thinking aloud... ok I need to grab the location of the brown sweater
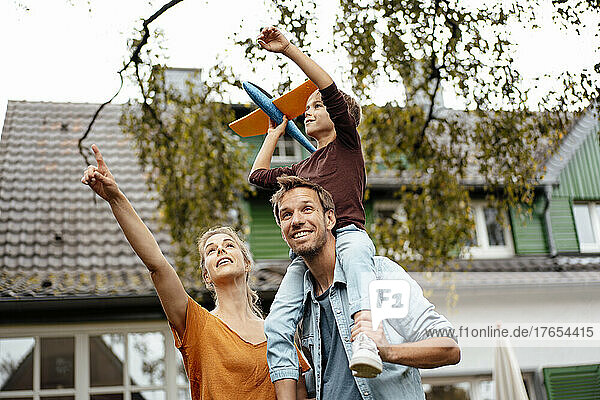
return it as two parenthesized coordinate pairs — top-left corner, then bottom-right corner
(249, 83), (366, 231)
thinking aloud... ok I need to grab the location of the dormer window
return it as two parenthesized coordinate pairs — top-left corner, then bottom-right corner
(464, 203), (514, 259)
(572, 202), (600, 253)
(272, 133), (303, 164)
(373, 200), (514, 260)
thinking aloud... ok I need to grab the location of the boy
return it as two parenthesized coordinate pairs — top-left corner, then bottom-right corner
(249, 26), (381, 391)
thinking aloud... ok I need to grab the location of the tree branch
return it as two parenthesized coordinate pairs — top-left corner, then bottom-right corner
(78, 0), (183, 165)
(414, 0), (459, 152)
(414, 0), (444, 151)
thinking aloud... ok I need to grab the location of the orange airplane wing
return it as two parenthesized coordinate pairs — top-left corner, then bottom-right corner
(228, 108), (270, 137)
(228, 80), (317, 137)
(272, 80), (318, 119)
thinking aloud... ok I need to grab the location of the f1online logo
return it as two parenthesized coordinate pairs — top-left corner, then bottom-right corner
(369, 280), (411, 330)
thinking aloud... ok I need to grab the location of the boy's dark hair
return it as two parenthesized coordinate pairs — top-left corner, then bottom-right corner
(270, 175), (335, 226)
(340, 90), (361, 128)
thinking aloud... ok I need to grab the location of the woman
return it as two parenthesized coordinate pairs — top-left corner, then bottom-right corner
(81, 144), (309, 400)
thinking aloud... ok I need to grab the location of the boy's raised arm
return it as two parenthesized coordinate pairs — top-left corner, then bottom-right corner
(250, 116), (288, 174)
(258, 27), (333, 90)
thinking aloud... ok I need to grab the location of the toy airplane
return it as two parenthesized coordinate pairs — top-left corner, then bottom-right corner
(229, 80), (318, 153)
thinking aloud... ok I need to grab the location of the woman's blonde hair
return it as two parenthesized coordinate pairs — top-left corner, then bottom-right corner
(197, 226), (262, 318)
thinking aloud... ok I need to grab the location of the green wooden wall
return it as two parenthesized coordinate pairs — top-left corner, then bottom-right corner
(244, 116), (600, 257)
(363, 197), (374, 229)
(509, 197), (549, 255)
(544, 364), (600, 399)
(248, 197), (289, 259)
(554, 133), (600, 199)
(242, 135), (264, 165)
(547, 130), (600, 252)
(549, 197), (580, 252)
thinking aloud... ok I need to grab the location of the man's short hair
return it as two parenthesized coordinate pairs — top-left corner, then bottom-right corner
(340, 90), (361, 128)
(270, 176), (335, 225)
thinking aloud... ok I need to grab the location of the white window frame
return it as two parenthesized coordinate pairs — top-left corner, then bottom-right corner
(421, 373), (537, 400)
(373, 200), (514, 260)
(372, 201), (423, 261)
(572, 202), (600, 253)
(272, 134), (303, 164)
(463, 202), (514, 259)
(0, 321), (188, 400)
(373, 200), (406, 222)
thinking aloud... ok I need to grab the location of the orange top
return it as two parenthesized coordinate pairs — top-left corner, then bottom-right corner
(171, 297), (309, 400)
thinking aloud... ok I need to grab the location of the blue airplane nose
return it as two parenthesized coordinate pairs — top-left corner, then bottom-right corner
(241, 81), (316, 153)
(243, 82), (273, 99)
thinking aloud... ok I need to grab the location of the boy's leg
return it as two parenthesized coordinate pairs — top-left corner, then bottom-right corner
(335, 225), (376, 316)
(335, 224), (382, 378)
(264, 255), (308, 382)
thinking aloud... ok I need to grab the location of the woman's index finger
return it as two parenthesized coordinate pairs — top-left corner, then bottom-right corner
(91, 144), (107, 167)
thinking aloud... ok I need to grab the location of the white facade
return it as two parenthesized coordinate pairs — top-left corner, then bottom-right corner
(420, 277), (600, 398)
(0, 321), (189, 400)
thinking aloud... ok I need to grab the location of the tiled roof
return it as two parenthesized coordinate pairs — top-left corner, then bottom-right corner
(367, 108), (558, 187)
(251, 260), (291, 293)
(0, 101), (294, 300)
(2, 101), (599, 301)
(413, 270), (600, 289)
(455, 255), (598, 272)
(542, 103), (599, 184)
(256, 255), (600, 290)
(417, 255), (600, 288)
(0, 100), (177, 299)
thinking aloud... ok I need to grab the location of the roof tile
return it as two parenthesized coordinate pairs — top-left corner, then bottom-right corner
(0, 101), (178, 299)
(2, 101), (598, 299)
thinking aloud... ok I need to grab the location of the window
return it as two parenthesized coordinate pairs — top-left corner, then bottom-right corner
(0, 324), (189, 400)
(272, 133), (303, 164)
(463, 203), (514, 259)
(572, 202), (600, 252)
(373, 200), (514, 260)
(373, 201), (406, 224)
(422, 373), (537, 400)
(372, 201), (421, 261)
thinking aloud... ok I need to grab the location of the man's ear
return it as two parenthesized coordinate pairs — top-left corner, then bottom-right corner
(325, 209), (336, 230)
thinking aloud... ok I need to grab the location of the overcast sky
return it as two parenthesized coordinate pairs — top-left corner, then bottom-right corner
(1, 0), (598, 133)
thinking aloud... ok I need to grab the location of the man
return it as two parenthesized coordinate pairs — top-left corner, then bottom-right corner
(269, 175), (460, 400)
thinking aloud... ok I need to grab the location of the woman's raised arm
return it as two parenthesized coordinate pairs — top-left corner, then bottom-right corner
(82, 144), (188, 336)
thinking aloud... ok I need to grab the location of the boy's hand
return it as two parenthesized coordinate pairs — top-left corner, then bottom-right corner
(266, 116), (288, 139)
(257, 26), (291, 54)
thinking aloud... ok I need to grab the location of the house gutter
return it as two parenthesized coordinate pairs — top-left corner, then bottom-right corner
(0, 295), (165, 325)
(543, 184), (558, 257)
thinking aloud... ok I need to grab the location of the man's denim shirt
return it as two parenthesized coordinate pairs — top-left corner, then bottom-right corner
(275, 255), (456, 400)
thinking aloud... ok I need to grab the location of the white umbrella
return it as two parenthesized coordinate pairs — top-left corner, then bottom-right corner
(493, 334), (529, 400)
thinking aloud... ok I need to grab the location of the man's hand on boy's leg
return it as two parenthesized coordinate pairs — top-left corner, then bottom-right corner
(257, 26), (291, 54)
(349, 310), (384, 378)
(352, 311), (391, 361)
